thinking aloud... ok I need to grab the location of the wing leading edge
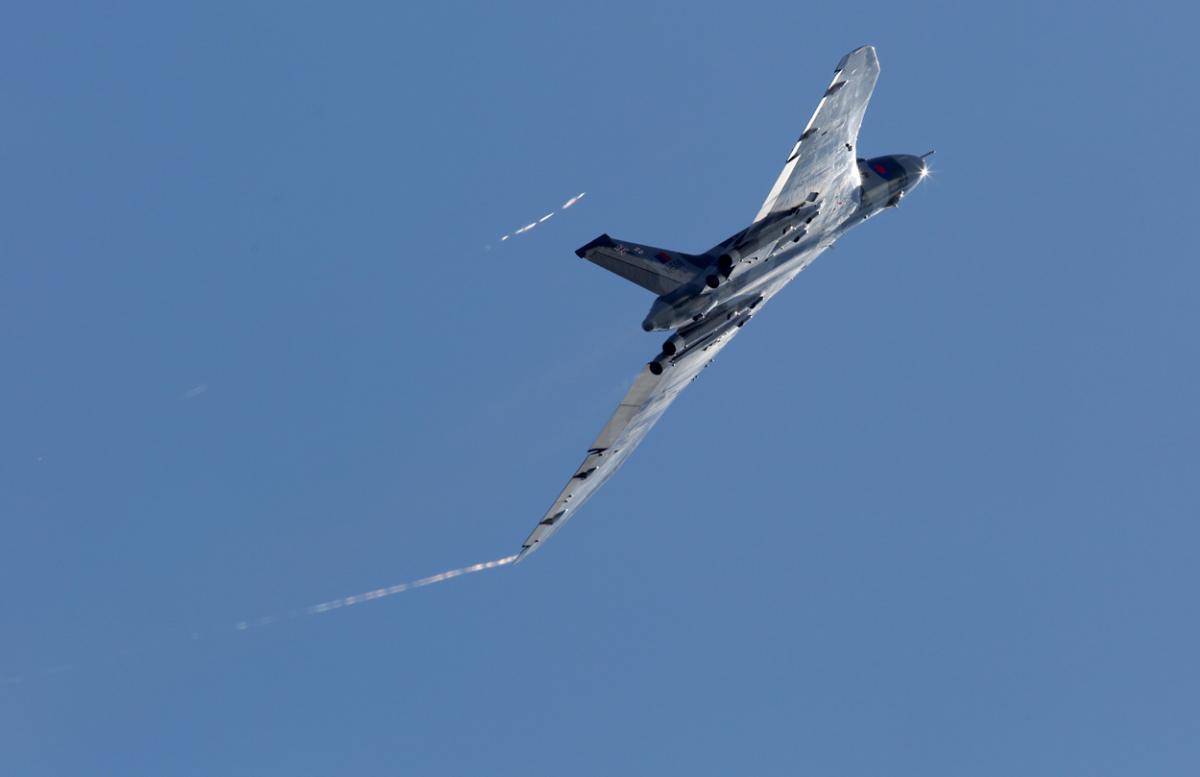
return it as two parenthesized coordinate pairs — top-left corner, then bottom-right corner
(754, 45), (880, 223)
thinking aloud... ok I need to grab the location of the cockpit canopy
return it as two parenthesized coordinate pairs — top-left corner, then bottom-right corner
(857, 154), (928, 208)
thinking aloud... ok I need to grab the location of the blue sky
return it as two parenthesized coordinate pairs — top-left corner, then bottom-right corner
(2, 2), (1197, 774)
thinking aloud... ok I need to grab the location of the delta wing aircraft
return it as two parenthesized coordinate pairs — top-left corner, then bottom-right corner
(516, 45), (930, 561)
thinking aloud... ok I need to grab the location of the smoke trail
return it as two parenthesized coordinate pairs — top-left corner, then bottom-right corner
(233, 554), (518, 631)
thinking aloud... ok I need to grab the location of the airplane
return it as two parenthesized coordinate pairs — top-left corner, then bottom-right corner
(515, 45), (930, 562)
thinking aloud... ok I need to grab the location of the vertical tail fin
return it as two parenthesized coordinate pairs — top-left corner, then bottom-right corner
(575, 234), (708, 295)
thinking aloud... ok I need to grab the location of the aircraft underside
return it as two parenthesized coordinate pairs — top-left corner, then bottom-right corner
(515, 45), (930, 561)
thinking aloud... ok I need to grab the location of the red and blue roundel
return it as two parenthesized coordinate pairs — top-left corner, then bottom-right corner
(869, 157), (901, 180)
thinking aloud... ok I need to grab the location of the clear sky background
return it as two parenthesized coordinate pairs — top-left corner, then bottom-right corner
(3, 2), (1197, 775)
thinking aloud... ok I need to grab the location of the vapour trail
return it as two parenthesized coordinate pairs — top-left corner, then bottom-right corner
(233, 554), (518, 632)
(498, 192), (586, 243)
(2, 554), (518, 687)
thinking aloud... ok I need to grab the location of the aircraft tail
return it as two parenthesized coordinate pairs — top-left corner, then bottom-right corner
(575, 234), (708, 296)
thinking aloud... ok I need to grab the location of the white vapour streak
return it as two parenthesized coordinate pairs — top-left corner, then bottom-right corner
(4, 555), (520, 687)
(180, 384), (208, 400)
(496, 191), (587, 242)
(233, 555), (518, 631)
(305, 555), (517, 615)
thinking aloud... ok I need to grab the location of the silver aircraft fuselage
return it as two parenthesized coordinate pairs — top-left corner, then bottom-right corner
(642, 153), (928, 336)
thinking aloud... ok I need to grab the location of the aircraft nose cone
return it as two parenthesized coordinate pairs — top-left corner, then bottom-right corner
(893, 154), (927, 189)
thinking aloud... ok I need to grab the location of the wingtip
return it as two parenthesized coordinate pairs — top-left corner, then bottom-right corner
(575, 233), (614, 259)
(836, 45), (878, 72)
